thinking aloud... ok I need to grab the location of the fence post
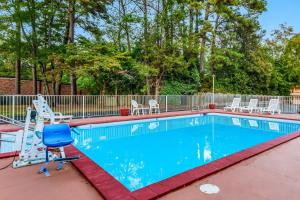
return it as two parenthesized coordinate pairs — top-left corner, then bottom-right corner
(191, 95), (194, 111)
(82, 96), (85, 118)
(12, 95), (15, 120)
(165, 96), (168, 113)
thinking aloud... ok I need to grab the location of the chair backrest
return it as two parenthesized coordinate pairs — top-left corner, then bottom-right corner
(131, 100), (139, 108)
(231, 98), (241, 107)
(268, 99), (279, 110)
(149, 99), (158, 107)
(248, 99), (258, 108)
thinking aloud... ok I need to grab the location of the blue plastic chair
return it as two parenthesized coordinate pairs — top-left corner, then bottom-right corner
(40, 124), (79, 176)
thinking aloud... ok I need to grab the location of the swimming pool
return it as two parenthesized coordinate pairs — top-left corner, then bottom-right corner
(72, 113), (300, 191)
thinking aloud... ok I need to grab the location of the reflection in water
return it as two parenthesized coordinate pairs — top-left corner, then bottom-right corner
(249, 120), (258, 127)
(197, 143), (201, 160)
(131, 124), (140, 133)
(99, 136), (107, 140)
(190, 118), (199, 126)
(204, 137), (212, 162)
(269, 122), (279, 131)
(232, 118), (241, 126)
(148, 122), (159, 130)
(72, 115), (300, 191)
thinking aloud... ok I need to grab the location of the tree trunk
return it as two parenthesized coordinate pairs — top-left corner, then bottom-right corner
(188, 6), (194, 50)
(50, 61), (55, 95)
(68, 0), (77, 95)
(198, 3), (210, 74)
(146, 77), (151, 95)
(162, 0), (170, 47)
(29, 0), (38, 94)
(55, 70), (63, 95)
(120, 0), (131, 53)
(46, 1), (57, 95)
(143, 0), (151, 95)
(143, 0), (148, 54)
(169, 3), (174, 46)
(15, 0), (21, 94)
(210, 15), (220, 74)
(155, 77), (161, 97)
(155, 70), (164, 96)
(117, 0), (122, 51)
(101, 81), (107, 95)
(40, 63), (50, 95)
(194, 8), (200, 57)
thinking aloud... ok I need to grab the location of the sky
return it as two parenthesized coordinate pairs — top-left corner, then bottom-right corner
(259, 0), (300, 37)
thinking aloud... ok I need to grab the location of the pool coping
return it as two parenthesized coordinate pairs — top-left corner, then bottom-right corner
(65, 111), (300, 200)
(2, 110), (300, 200)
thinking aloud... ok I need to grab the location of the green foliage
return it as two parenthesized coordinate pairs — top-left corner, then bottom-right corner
(160, 81), (198, 95)
(0, 0), (299, 96)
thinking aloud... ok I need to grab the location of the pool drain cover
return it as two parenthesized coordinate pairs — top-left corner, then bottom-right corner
(199, 184), (220, 194)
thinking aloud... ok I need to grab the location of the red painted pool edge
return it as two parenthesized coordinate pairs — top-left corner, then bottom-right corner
(64, 130), (300, 200)
(2, 110), (300, 200)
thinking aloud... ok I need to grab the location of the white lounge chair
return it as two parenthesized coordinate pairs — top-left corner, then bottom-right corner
(260, 99), (281, 115)
(149, 99), (160, 114)
(131, 100), (145, 115)
(239, 99), (258, 113)
(44, 112), (73, 123)
(224, 98), (241, 112)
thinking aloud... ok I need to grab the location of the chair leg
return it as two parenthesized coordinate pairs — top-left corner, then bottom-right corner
(40, 147), (50, 176)
(57, 147), (64, 170)
(57, 161), (63, 170)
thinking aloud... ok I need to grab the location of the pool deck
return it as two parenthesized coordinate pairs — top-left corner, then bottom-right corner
(1, 110), (300, 200)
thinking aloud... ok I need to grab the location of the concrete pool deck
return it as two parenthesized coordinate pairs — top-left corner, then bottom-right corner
(1, 110), (300, 200)
(161, 137), (300, 200)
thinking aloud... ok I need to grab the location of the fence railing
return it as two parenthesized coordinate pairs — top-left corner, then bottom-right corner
(0, 93), (300, 121)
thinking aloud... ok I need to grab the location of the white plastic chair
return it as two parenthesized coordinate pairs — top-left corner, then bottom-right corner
(131, 100), (144, 115)
(239, 99), (258, 113)
(149, 99), (160, 114)
(224, 98), (241, 112)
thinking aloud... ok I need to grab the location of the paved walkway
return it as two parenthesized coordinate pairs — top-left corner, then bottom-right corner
(161, 137), (300, 200)
(0, 159), (103, 200)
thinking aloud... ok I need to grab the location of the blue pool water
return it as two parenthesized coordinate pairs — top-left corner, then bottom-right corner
(72, 114), (300, 191)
